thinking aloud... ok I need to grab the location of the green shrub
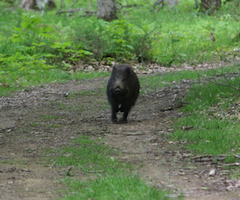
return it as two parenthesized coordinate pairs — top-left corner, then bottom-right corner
(73, 19), (156, 62)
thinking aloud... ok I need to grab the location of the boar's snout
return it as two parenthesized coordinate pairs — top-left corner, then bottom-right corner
(114, 86), (121, 94)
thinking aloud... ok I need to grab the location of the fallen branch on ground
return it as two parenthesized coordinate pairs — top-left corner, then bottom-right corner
(193, 70), (240, 91)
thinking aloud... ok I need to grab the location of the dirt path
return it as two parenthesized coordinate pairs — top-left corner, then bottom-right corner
(0, 77), (239, 199)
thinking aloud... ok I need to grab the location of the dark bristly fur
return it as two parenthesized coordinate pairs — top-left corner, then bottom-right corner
(107, 64), (140, 123)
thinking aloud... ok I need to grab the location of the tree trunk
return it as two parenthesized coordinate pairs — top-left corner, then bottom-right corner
(200, 0), (221, 14)
(97, 0), (117, 21)
(20, 0), (56, 10)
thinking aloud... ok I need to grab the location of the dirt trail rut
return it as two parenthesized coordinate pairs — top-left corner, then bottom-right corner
(0, 77), (239, 199)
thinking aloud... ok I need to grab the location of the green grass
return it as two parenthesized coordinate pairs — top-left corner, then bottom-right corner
(140, 70), (198, 93)
(172, 113), (240, 155)
(48, 135), (173, 200)
(0, 69), (109, 96)
(140, 64), (240, 93)
(51, 136), (129, 174)
(62, 175), (170, 200)
(181, 74), (240, 112)
(170, 73), (240, 156)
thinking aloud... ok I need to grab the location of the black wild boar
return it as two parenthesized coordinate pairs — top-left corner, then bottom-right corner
(107, 64), (140, 123)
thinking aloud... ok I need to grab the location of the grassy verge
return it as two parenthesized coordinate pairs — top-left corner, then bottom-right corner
(0, 69), (109, 96)
(139, 64), (240, 167)
(48, 136), (172, 200)
(140, 64), (240, 93)
(170, 70), (240, 158)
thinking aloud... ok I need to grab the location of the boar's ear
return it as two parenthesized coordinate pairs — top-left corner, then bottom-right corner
(125, 67), (131, 77)
(112, 66), (117, 74)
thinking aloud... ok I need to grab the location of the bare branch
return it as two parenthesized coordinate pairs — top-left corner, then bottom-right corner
(70, 0), (78, 9)
(193, 69), (240, 91)
(56, 7), (82, 15)
(192, 31), (240, 91)
(87, 0), (92, 10)
(56, 0), (96, 16)
(60, 0), (65, 9)
(56, 0), (81, 15)
(56, 8), (97, 16)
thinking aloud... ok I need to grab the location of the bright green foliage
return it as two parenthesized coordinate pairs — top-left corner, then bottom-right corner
(0, 12), (93, 91)
(102, 20), (134, 60)
(1, 0), (240, 90)
(9, 13), (92, 66)
(72, 19), (155, 62)
(12, 13), (51, 43)
(0, 0), (240, 91)
(1, 0), (240, 67)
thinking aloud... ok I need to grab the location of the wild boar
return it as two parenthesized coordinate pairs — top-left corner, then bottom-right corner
(107, 64), (140, 123)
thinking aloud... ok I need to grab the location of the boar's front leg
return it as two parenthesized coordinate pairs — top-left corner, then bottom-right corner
(121, 106), (131, 123)
(111, 103), (119, 123)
